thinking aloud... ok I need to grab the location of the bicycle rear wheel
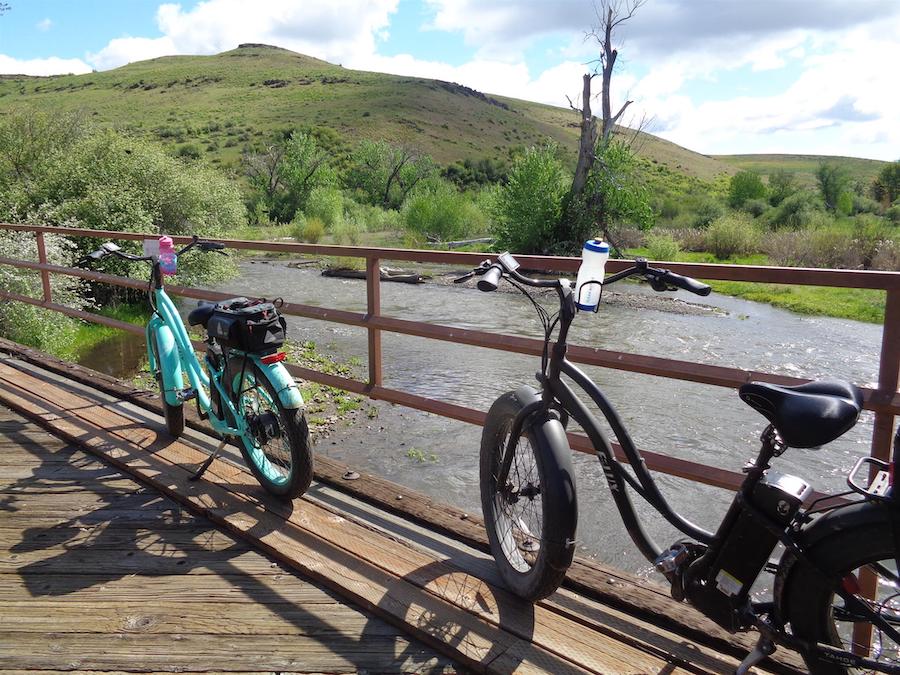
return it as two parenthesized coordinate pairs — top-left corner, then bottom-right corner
(784, 520), (900, 673)
(227, 358), (313, 499)
(480, 389), (577, 601)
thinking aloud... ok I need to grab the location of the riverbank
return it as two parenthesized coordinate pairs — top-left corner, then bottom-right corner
(225, 225), (889, 323)
(627, 247), (887, 323)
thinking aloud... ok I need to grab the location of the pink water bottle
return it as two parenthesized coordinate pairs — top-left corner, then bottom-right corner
(158, 235), (177, 276)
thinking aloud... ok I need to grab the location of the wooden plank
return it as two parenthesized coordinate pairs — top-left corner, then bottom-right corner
(0, 547), (288, 576)
(0, 526), (246, 552)
(0, 367), (605, 674)
(0, 633), (449, 673)
(0, 573), (345, 605)
(0, 601), (408, 636)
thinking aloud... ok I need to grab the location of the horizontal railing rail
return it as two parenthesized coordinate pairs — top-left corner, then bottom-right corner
(1, 222), (898, 498)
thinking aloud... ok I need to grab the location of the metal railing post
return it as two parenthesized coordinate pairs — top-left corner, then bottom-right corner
(35, 231), (52, 303)
(870, 289), (900, 464)
(853, 288), (900, 655)
(366, 257), (383, 388)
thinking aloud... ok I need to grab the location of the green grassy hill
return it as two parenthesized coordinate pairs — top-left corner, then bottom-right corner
(0, 44), (735, 182)
(1, 44), (883, 188)
(714, 153), (886, 188)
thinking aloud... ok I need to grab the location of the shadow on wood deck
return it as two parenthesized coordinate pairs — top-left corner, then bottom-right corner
(0, 347), (804, 674)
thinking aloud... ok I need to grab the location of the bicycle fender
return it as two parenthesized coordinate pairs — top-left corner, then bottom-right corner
(250, 356), (304, 409)
(774, 500), (900, 620)
(150, 322), (184, 408)
(512, 385), (578, 551)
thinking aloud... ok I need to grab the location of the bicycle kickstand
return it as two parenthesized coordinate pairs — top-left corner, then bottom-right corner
(189, 439), (227, 481)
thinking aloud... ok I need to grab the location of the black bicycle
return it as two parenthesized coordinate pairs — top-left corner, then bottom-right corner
(456, 253), (900, 674)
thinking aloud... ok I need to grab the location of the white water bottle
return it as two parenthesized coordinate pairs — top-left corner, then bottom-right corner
(574, 239), (609, 311)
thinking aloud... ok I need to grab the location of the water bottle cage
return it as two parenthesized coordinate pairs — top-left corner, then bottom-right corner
(576, 279), (604, 313)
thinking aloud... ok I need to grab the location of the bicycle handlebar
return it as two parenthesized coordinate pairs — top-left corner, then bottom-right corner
(79, 235), (227, 266)
(454, 253), (711, 298)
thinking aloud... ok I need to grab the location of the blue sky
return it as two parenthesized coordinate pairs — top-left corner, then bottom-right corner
(1, 0), (898, 160)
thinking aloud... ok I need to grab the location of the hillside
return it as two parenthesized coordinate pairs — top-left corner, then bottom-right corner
(0, 44), (734, 182)
(714, 154), (885, 188)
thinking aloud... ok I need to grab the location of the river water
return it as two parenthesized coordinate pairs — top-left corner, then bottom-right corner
(88, 260), (885, 576)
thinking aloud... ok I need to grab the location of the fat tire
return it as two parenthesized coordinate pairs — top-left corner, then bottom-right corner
(150, 332), (184, 437)
(227, 357), (313, 499)
(480, 390), (577, 601)
(784, 521), (900, 674)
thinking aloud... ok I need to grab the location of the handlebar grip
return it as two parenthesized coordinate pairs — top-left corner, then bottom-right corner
(660, 270), (711, 296)
(477, 264), (503, 292)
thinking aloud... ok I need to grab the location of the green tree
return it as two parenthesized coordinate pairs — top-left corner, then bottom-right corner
(767, 169), (796, 206)
(815, 162), (851, 212)
(280, 132), (335, 217)
(244, 131), (334, 223)
(344, 140), (435, 209)
(728, 170), (767, 208)
(872, 160), (900, 205)
(0, 116), (242, 297)
(402, 178), (483, 242)
(565, 140), (653, 254)
(490, 145), (569, 254)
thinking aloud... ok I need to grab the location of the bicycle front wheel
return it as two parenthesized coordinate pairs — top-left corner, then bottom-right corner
(784, 520), (900, 673)
(227, 358), (313, 499)
(149, 331), (184, 437)
(480, 389), (577, 601)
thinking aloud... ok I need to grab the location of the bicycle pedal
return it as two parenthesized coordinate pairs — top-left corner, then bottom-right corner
(177, 387), (198, 402)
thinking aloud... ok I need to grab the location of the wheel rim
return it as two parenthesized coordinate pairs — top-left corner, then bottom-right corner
(827, 557), (900, 670)
(492, 423), (544, 574)
(233, 370), (293, 487)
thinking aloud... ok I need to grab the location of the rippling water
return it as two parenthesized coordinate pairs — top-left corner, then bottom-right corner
(204, 261), (884, 575)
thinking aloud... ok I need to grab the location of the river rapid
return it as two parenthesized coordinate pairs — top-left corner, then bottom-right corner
(84, 260), (885, 577)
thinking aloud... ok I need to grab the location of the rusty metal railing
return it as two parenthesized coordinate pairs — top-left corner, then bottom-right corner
(1, 222), (898, 496)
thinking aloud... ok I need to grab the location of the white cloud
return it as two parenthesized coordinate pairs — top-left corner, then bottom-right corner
(87, 0), (398, 70)
(36, 18), (53, 32)
(0, 54), (91, 76)
(4, 0), (897, 158)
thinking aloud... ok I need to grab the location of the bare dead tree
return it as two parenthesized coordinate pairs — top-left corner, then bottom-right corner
(570, 0), (645, 196)
(564, 0), (646, 254)
(589, 0), (645, 144)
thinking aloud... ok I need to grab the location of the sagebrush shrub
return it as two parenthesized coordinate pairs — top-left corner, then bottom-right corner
(402, 179), (482, 242)
(705, 215), (760, 259)
(645, 233), (681, 261)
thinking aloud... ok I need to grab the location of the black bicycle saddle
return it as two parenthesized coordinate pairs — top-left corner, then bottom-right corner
(187, 300), (216, 327)
(738, 379), (863, 449)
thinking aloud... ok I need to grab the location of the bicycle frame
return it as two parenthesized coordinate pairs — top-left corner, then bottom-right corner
(146, 284), (244, 437)
(144, 261), (303, 443)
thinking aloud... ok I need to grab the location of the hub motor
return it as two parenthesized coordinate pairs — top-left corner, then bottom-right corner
(248, 411), (281, 444)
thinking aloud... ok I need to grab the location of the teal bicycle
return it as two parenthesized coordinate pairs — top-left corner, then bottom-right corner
(82, 236), (313, 499)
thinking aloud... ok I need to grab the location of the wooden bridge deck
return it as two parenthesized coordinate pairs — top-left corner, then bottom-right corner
(0, 347), (803, 674)
(0, 405), (457, 673)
